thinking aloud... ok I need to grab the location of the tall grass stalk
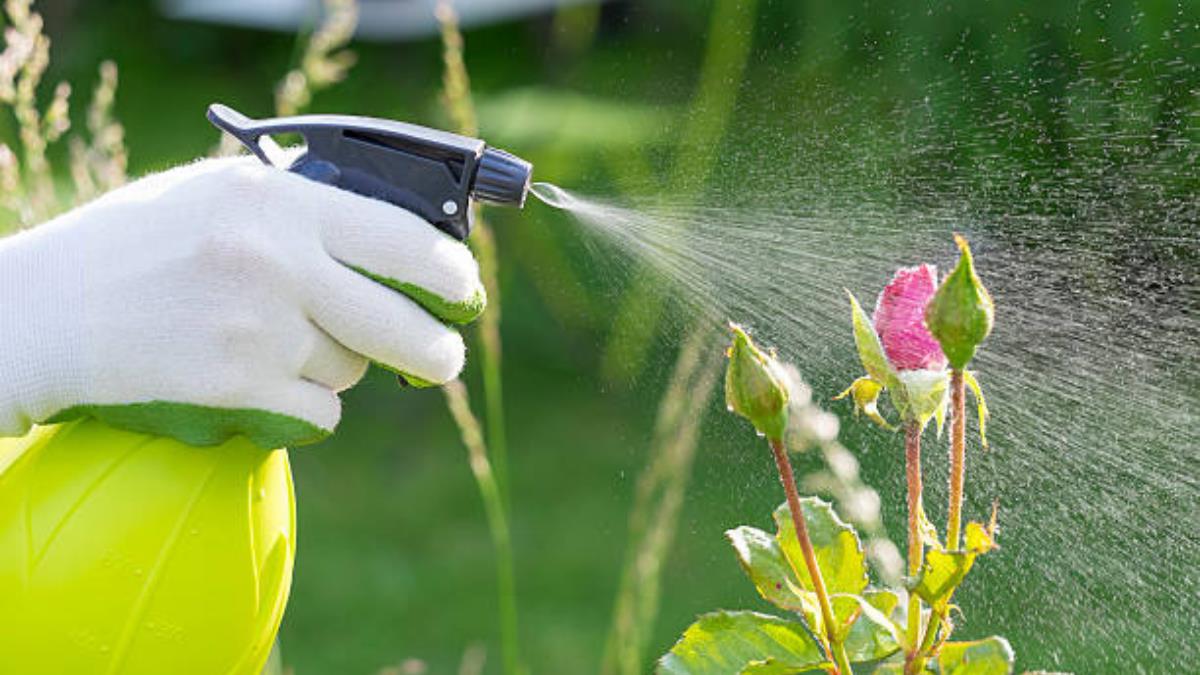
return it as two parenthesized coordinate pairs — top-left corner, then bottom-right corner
(0, 0), (127, 232)
(435, 0), (509, 502)
(601, 326), (723, 675)
(213, 0), (357, 158)
(0, 0), (68, 225)
(436, 2), (521, 673)
(68, 60), (125, 202)
(443, 380), (520, 675)
(456, 643), (487, 675)
(275, 0), (357, 117)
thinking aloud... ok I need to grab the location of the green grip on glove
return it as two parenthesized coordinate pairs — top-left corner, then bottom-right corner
(46, 402), (328, 448)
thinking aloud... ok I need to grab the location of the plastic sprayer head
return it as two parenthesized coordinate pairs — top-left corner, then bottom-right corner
(207, 102), (534, 241)
(473, 147), (532, 208)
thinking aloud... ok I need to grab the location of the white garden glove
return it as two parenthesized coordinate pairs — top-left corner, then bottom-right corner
(0, 155), (485, 447)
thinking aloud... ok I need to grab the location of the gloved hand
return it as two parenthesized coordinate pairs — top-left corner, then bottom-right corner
(0, 155), (485, 447)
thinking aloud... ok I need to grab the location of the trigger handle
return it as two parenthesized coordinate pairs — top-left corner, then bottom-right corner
(208, 104), (341, 187)
(207, 103), (285, 167)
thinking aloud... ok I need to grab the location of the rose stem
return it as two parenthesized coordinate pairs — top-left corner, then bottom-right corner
(903, 422), (924, 671)
(913, 368), (969, 668)
(946, 368), (967, 550)
(769, 437), (853, 675)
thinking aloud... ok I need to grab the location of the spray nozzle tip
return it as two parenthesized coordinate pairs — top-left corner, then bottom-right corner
(473, 147), (532, 208)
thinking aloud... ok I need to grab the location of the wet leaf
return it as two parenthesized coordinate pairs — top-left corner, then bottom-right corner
(962, 370), (990, 448)
(866, 658), (908, 674)
(657, 611), (828, 675)
(726, 526), (807, 612)
(911, 549), (975, 612)
(936, 636), (1015, 674)
(916, 501), (943, 551)
(847, 291), (898, 388)
(739, 659), (828, 674)
(774, 497), (868, 597)
(964, 521), (997, 554)
(835, 376), (896, 430)
(892, 369), (949, 429)
(832, 590), (903, 662)
(934, 392), (948, 438)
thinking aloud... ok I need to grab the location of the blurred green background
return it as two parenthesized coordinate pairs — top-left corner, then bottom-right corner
(10, 0), (1198, 673)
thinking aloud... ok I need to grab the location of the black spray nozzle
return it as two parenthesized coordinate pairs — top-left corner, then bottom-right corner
(474, 148), (531, 208)
(207, 103), (532, 240)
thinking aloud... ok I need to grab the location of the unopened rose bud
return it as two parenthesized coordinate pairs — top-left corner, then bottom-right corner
(725, 324), (789, 440)
(925, 234), (994, 369)
(874, 264), (947, 372)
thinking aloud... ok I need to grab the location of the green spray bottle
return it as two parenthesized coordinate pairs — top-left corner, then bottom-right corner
(0, 104), (532, 675)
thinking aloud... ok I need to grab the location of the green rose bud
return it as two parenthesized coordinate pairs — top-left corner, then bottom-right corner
(725, 323), (789, 439)
(925, 234), (994, 369)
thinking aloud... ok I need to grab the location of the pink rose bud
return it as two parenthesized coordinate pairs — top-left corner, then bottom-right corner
(872, 264), (947, 372)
